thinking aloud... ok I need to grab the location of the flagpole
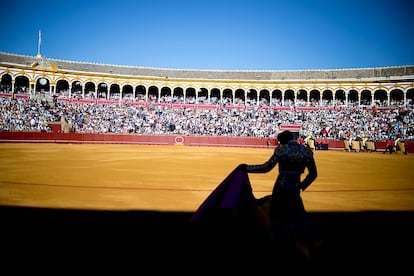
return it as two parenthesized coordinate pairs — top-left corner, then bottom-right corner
(37, 29), (42, 58)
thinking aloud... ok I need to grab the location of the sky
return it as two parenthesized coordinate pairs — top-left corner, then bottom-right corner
(2, 0), (413, 71)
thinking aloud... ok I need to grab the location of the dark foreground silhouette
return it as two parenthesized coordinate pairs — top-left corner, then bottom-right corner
(1, 206), (413, 274)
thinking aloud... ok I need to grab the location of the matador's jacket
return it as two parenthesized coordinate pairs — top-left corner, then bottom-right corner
(246, 140), (317, 192)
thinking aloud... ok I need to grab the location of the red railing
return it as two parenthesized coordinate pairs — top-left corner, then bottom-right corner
(1, 130), (411, 153)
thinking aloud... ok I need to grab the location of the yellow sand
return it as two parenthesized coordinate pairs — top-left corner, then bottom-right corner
(0, 143), (413, 212)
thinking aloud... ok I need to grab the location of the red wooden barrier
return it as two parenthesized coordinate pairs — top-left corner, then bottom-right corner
(0, 131), (412, 153)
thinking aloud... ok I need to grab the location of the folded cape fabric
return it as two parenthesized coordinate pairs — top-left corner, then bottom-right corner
(190, 164), (257, 223)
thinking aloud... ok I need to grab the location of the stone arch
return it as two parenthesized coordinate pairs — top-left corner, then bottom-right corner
(197, 88), (208, 104)
(406, 88), (414, 107)
(234, 88), (245, 105)
(71, 80), (82, 98)
(284, 89), (295, 106)
(271, 89), (282, 106)
(135, 85), (146, 101)
(309, 89), (320, 106)
(360, 89), (372, 106)
(56, 79), (69, 97)
(210, 88), (221, 104)
(84, 82), (96, 98)
(247, 89), (257, 105)
(348, 89), (359, 106)
(97, 82), (108, 99)
(297, 89), (307, 105)
(390, 88), (404, 107)
(222, 88), (233, 105)
(0, 73), (12, 92)
(259, 89), (270, 106)
(109, 83), (121, 100)
(335, 89), (346, 105)
(374, 89), (387, 106)
(175, 87), (186, 103)
(121, 84), (134, 101)
(322, 89), (333, 106)
(36, 77), (50, 94)
(148, 86), (159, 103)
(160, 86), (172, 103)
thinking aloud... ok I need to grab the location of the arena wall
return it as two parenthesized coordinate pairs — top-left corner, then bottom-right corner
(0, 131), (272, 148)
(1, 130), (412, 153)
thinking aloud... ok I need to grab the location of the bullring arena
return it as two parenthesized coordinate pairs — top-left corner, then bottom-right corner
(1, 52), (414, 273)
(1, 143), (414, 273)
(0, 143), (413, 212)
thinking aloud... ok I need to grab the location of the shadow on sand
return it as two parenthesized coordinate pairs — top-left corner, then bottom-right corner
(1, 206), (413, 274)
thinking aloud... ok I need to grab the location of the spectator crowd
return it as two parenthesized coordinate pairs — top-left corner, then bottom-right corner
(1, 96), (413, 142)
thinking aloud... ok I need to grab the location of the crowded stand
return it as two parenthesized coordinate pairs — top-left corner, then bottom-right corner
(1, 52), (413, 146)
(1, 95), (413, 143)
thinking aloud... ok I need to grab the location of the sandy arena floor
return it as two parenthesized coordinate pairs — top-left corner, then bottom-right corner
(0, 143), (413, 212)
